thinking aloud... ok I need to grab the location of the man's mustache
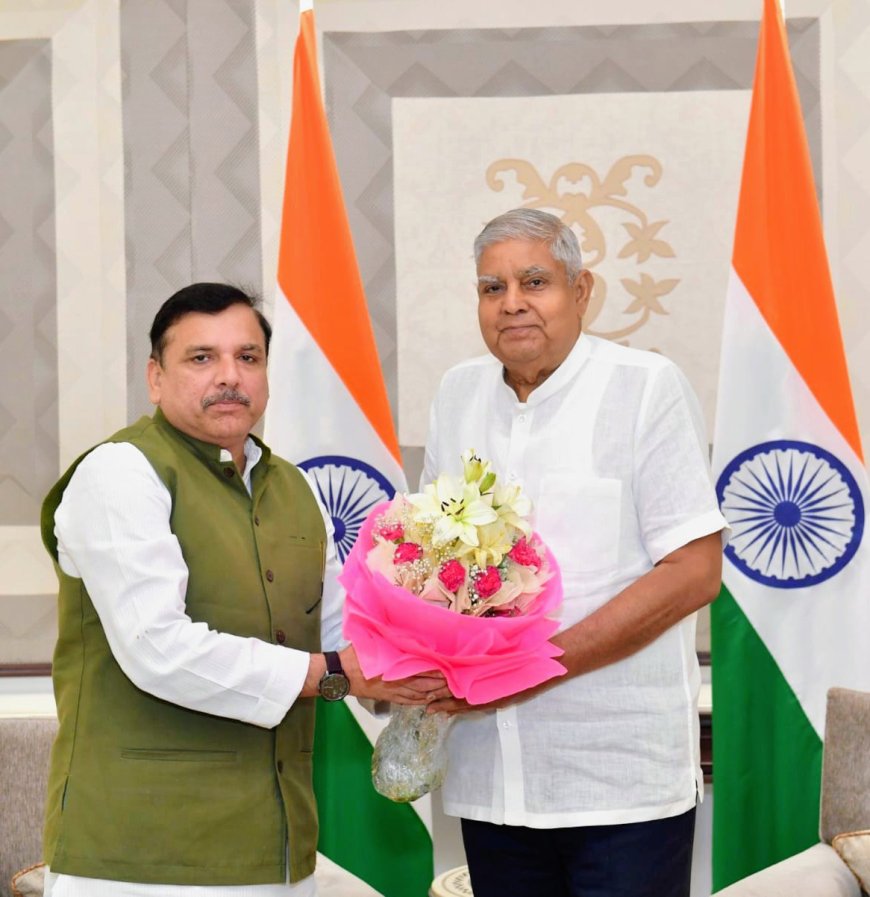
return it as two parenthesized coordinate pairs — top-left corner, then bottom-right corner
(202, 389), (251, 409)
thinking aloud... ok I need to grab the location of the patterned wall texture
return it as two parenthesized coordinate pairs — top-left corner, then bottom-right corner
(122, 0), (263, 422)
(0, 38), (58, 665)
(0, 39), (57, 527)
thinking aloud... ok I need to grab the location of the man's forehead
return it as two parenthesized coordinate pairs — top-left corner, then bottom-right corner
(477, 239), (560, 272)
(163, 307), (265, 347)
(477, 263), (557, 282)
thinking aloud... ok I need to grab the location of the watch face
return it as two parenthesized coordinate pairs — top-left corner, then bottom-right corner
(320, 672), (350, 702)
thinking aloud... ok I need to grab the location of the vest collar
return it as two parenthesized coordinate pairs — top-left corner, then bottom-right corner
(151, 408), (273, 481)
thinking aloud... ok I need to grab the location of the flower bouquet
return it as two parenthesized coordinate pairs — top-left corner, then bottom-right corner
(339, 450), (565, 802)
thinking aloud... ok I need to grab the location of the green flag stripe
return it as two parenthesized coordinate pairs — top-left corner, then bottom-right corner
(711, 583), (822, 891)
(314, 701), (434, 897)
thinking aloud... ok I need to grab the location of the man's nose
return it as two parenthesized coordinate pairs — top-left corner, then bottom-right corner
(501, 282), (528, 312)
(214, 356), (241, 385)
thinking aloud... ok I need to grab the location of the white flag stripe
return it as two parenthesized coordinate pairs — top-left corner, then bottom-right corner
(715, 268), (870, 735)
(265, 293), (405, 487)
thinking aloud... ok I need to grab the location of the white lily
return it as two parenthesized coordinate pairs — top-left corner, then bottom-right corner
(457, 519), (514, 568)
(492, 481), (533, 538)
(460, 449), (495, 492)
(407, 474), (497, 548)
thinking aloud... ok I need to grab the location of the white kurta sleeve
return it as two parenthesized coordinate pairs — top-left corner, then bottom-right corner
(55, 442), (316, 729)
(299, 469), (346, 653)
(634, 363), (729, 563)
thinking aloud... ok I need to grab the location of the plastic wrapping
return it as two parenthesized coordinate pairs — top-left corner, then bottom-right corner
(371, 704), (454, 803)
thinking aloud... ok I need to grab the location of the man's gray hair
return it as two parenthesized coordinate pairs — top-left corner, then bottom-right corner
(473, 208), (584, 282)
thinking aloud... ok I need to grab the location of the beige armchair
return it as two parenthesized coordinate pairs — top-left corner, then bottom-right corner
(716, 687), (870, 897)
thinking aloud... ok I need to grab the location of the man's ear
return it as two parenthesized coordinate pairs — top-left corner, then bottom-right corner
(146, 357), (162, 406)
(575, 269), (595, 319)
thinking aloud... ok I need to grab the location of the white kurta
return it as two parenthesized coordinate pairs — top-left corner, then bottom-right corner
(45, 437), (344, 896)
(423, 334), (727, 828)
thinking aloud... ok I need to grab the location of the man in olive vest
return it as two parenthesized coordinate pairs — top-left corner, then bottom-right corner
(40, 283), (438, 897)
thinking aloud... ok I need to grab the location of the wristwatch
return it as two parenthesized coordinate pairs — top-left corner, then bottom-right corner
(318, 651), (350, 702)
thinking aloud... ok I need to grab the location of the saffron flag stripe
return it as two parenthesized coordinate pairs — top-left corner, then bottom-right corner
(265, 6), (433, 897)
(731, 3), (861, 459)
(711, 0), (870, 888)
(276, 8), (399, 458)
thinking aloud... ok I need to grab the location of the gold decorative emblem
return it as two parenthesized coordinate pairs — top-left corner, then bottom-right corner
(486, 157), (679, 341)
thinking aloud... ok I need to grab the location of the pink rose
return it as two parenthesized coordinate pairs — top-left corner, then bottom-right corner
(508, 537), (541, 570)
(438, 559), (466, 593)
(378, 522), (405, 542)
(394, 541), (423, 564)
(475, 566), (503, 599)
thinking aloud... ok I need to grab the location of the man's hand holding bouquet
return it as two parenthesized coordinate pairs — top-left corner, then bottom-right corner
(339, 450), (565, 802)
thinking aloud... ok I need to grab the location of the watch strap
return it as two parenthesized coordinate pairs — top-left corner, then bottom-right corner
(324, 651), (343, 676)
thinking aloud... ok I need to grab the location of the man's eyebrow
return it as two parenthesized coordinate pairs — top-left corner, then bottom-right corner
(477, 274), (502, 285)
(182, 343), (264, 354)
(518, 265), (551, 278)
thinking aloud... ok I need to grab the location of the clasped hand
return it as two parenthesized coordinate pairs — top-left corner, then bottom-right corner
(338, 644), (450, 705)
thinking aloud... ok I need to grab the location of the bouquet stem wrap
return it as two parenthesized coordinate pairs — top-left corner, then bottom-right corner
(371, 705), (454, 802)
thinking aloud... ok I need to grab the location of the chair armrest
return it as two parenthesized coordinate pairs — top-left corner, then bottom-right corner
(314, 852), (385, 896)
(715, 843), (860, 897)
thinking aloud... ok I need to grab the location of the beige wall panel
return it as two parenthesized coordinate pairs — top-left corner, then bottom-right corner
(394, 91), (751, 446)
(0, 0), (124, 664)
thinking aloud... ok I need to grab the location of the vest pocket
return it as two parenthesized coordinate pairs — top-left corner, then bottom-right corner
(120, 748), (238, 763)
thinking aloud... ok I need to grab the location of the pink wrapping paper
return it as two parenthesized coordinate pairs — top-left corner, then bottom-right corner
(340, 502), (567, 705)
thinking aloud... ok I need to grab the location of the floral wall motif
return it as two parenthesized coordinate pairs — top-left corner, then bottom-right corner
(487, 156), (680, 342)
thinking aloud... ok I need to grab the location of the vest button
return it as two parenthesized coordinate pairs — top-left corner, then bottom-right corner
(265, 569), (274, 582)
(223, 468), (235, 478)
(254, 515), (260, 526)
(275, 629), (286, 644)
(277, 760), (284, 773)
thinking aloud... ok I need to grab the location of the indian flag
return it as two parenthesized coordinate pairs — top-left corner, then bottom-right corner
(263, 3), (433, 895)
(711, 0), (870, 889)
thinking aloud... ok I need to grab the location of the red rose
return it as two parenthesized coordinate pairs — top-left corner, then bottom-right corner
(394, 541), (423, 564)
(508, 537), (541, 570)
(379, 522), (405, 542)
(438, 559), (466, 593)
(475, 566), (503, 598)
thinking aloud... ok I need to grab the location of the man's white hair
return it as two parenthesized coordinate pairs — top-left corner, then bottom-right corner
(473, 208), (584, 283)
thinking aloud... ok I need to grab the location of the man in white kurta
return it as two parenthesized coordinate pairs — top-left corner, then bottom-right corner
(426, 210), (728, 897)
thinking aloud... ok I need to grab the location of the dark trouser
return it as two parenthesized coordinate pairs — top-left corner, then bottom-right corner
(461, 807), (696, 897)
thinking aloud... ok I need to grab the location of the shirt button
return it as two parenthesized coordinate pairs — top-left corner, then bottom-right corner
(265, 569), (274, 582)
(501, 720), (511, 728)
(223, 468), (235, 479)
(275, 629), (286, 644)
(509, 472), (517, 481)
(518, 415), (526, 423)
(277, 760), (284, 773)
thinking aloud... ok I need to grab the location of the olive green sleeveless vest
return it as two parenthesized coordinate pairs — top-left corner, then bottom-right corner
(40, 410), (326, 885)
